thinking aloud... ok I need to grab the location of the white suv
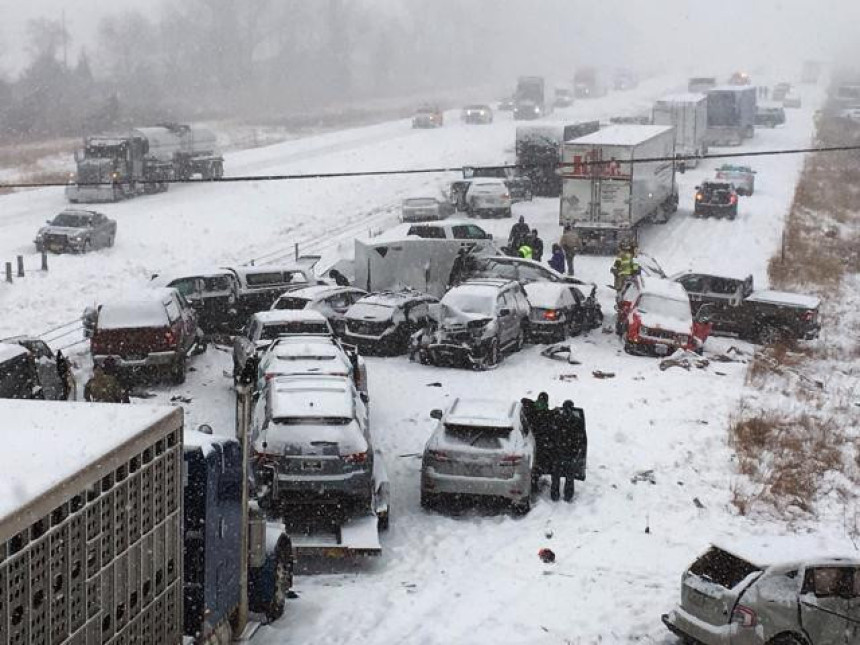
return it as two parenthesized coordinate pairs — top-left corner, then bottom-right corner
(465, 179), (513, 219)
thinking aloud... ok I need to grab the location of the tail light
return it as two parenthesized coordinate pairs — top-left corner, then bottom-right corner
(730, 194), (738, 205)
(731, 605), (757, 628)
(428, 449), (449, 462)
(695, 193), (703, 201)
(543, 309), (559, 321)
(499, 454), (522, 466)
(802, 309), (816, 321)
(344, 452), (368, 465)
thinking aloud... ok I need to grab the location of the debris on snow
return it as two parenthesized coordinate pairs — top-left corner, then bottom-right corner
(592, 370), (615, 379)
(693, 497), (705, 509)
(426, 382), (443, 387)
(538, 548), (556, 563)
(659, 349), (709, 371)
(540, 342), (582, 364)
(559, 374), (578, 382)
(631, 470), (656, 485)
(170, 395), (193, 404)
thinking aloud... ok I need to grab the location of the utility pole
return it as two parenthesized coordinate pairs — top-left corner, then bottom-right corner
(61, 10), (68, 69)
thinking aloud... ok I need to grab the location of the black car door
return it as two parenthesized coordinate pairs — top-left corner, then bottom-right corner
(676, 273), (709, 315)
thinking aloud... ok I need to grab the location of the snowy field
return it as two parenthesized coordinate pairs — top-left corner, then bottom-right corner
(0, 75), (851, 643)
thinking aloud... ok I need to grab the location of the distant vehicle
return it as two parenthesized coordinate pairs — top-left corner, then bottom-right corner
(224, 264), (324, 322)
(66, 124), (222, 203)
(412, 104), (444, 128)
(515, 121), (600, 197)
(729, 71), (751, 85)
(524, 282), (601, 341)
(772, 82), (792, 101)
(705, 86), (757, 145)
(513, 99), (543, 121)
(783, 93), (802, 109)
(688, 77), (717, 93)
(251, 374), (374, 513)
(554, 87), (574, 108)
(271, 285), (367, 335)
(232, 310), (333, 382)
(497, 97), (515, 111)
(609, 115), (652, 125)
(461, 104), (493, 124)
(465, 179), (513, 219)
(835, 83), (860, 107)
(672, 271), (821, 343)
(421, 398), (534, 514)
(662, 540), (860, 645)
(694, 181), (739, 219)
(560, 125), (679, 251)
(514, 76), (548, 115)
(34, 209), (116, 253)
(343, 291), (437, 355)
(401, 197), (455, 222)
(462, 165), (533, 203)
(574, 67), (608, 98)
(405, 220), (493, 243)
(151, 268), (240, 334)
(755, 105), (786, 128)
(90, 287), (205, 384)
(0, 341), (64, 401)
(422, 279), (530, 368)
(617, 276), (711, 356)
(652, 94), (708, 168)
(715, 164), (756, 196)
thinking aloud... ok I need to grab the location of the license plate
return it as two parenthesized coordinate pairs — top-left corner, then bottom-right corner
(303, 460), (323, 471)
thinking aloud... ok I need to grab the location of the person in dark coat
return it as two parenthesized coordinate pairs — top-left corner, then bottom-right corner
(530, 230), (544, 262)
(448, 247), (469, 287)
(55, 350), (74, 400)
(84, 361), (129, 404)
(548, 244), (565, 273)
(508, 216), (530, 250)
(530, 392), (553, 487)
(329, 269), (350, 287)
(549, 399), (587, 502)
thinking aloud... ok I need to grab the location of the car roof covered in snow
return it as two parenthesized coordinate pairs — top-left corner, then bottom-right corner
(97, 289), (177, 330)
(655, 93), (707, 104)
(638, 276), (690, 301)
(568, 124), (673, 146)
(279, 285), (351, 301)
(269, 375), (354, 419)
(357, 290), (432, 307)
(184, 429), (237, 458)
(225, 264), (308, 281)
(254, 309), (328, 325)
(712, 535), (860, 568)
(445, 398), (518, 428)
(746, 290), (820, 309)
(453, 280), (511, 295)
(0, 401), (179, 536)
(0, 342), (29, 363)
(524, 281), (576, 308)
(151, 268), (235, 286)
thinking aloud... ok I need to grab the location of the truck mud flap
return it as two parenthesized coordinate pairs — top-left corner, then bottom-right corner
(288, 514), (382, 558)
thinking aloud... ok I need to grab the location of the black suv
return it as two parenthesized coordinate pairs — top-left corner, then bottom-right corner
(343, 291), (438, 355)
(693, 182), (738, 220)
(152, 269), (241, 334)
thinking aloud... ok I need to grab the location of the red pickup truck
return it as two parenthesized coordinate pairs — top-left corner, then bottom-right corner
(90, 288), (205, 384)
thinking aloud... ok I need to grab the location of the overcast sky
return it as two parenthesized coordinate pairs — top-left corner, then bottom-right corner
(1, 0), (858, 80)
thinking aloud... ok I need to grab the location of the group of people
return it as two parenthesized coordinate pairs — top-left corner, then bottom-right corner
(508, 218), (580, 277)
(522, 393), (588, 502)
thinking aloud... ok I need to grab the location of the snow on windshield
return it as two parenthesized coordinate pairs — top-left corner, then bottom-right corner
(52, 213), (91, 227)
(637, 294), (690, 321)
(349, 302), (395, 319)
(97, 302), (168, 329)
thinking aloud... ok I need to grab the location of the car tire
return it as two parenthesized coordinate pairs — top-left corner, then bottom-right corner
(377, 509), (390, 532)
(484, 338), (501, 369)
(264, 547), (293, 623)
(108, 234), (115, 247)
(81, 240), (91, 254)
(420, 491), (437, 510)
(504, 208), (513, 218)
(766, 634), (806, 645)
(171, 356), (186, 385)
(515, 327), (525, 351)
(623, 340), (638, 355)
(511, 497), (531, 515)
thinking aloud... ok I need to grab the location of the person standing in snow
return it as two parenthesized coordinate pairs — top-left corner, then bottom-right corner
(328, 269), (350, 287)
(56, 350), (75, 400)
(84, 360), (129, 404)
(530, 392), (553, 488)
(549, 400), (587, 502)
(548, 244), (565, 274)
(530, 230), (544, 263)
(508, 216), (530, 251)
(518, 242), (533, 260)
(560, 226), (579, 276)
(611, 241), (639, 291)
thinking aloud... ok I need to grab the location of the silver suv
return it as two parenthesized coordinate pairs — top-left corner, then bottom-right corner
(421, 398), (535, 514)
(663, 542), (860, 645)
(422, 279), (530, 368)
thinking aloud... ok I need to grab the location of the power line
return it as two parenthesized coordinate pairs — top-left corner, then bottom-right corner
(2, 144), (859, 191)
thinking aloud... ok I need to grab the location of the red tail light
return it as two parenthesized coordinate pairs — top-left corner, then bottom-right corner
(164, 330), (176, 346)
(499, 454), (522, 465)
(543, 310), (559, 321)
(428, 449), (449, 462)
(731, 605), (757, 628)
(344, 452), (367, 464)
(730, 195), (738, 205)
(695, 193), (703, 201)
(802, 309), (815, 321)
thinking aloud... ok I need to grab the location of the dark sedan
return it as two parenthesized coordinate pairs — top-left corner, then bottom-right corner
(35, 210), (116, 253)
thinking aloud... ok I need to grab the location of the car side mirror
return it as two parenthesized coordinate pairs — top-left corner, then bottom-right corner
(694, 185), (701, 191)
(430, 409), (443, 420)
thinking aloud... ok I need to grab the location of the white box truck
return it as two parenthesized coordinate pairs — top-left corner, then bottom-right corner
(652, 93), (708, 168)
(559, 125), (678, 252)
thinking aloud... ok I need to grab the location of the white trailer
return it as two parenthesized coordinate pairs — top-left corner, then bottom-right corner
(559, 125), (678, 253)
(652, 93), (708, 168)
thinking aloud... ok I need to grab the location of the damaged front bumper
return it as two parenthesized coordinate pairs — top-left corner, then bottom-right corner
(425, 338), (490, 367)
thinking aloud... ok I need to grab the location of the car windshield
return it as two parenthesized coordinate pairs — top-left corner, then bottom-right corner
(273, 416), (351, 426)
(52, 213), (91, 227)
(442, 290), (495, 316)
(444, 424), (510, 449)
(203, 276), (232, 291)
(637, 294), (690, 320)
(260, 323), (329, 339)
(274, 297), (310, 310)
(464, 105), (486, 111)
(349, 302), (395, 319)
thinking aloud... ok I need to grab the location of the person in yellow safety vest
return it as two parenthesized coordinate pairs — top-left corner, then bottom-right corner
(518, 243), (533, 260)
(611, 242), (639, 291)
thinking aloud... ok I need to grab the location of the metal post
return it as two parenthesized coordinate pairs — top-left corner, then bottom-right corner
(5, 262), (11, 283)
(781, 230), (786, 262)
(16, 255), (24, 278)
(234, 381), (251, 636)
(294, 242), (299, 261)
(41, 251), (48, 271)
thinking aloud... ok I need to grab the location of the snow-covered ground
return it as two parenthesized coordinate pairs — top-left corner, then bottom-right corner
(0, 76), (850, 644)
